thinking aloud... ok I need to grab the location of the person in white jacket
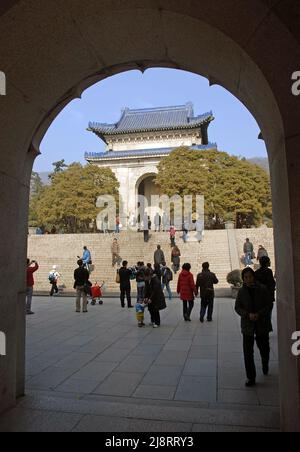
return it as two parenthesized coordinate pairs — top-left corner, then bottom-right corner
(49, 265), (61, 296)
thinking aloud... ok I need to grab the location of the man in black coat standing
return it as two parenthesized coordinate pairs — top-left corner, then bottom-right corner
(74, 259), (90, 313)
(144, 268), (166, 328)
(119, 261), (133, 308)
(235, 267), (273, 387)
(255, 256), (276, 321)
(196, 262), (219, 323)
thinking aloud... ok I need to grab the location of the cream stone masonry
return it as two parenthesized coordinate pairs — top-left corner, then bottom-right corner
(86, 104), (216, 220)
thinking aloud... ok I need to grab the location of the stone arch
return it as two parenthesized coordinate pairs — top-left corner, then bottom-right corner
(0, 0), (300, 430)
(135, 171), (160, 222)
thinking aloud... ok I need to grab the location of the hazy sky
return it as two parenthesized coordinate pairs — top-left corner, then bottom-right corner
(36, 68), (267, 172)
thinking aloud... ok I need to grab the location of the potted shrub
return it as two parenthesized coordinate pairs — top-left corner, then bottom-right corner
(227, 269), (243, 298)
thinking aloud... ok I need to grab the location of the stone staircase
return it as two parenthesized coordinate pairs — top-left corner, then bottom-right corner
(27, 229), (274, 295)
(235, 228), (275, 271)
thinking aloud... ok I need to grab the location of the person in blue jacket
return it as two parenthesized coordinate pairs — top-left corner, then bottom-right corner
(78, 246), (92, 273)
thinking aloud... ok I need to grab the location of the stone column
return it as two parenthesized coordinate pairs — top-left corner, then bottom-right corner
(270, 137), (300, 432)
(0, 177), (29, 411)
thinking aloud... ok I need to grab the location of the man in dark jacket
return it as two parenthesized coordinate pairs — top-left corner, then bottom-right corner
(74, 259), (90, 313)
(235, 267), (273, 387)
(243, 238), (254, 266)
(119, 261), (133, 308)
(196, 262), (219, 323)
(145, 268), (166, 328)
(154, 245), (165, 266)
(255, 256), (276, 303)
(161, 262), (173, 301)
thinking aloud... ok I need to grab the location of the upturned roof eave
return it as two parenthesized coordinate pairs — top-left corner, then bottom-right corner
(85, 153), (170, 163)
(88, 116), (214, 138)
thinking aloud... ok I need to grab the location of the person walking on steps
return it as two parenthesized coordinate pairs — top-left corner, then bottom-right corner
(78, 246), (92, 273)
(243, 238), (254, 267)
(171, 245), (181, 274)
(154, 245), (165, 266)
(111, 238), (121, 267)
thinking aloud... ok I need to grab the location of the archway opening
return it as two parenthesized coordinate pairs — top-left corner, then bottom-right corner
(137, 174), (162, 226)
(1, 0), (299, 431)
(24, 67), (278, 424)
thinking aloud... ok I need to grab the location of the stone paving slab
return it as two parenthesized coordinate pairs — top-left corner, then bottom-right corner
(175, 376), (217, 403)
(71, 361), (118, 382)
(72, 415), (193, 433)
(183, 359), (217, 377)
(142, 365), (184, 387)
(12, 390), (280, 430)
(153, 350), (188, 366)
(133, 384), (177, 401)
(0, 407), (83, 433)
(188, 345), (218, 359)
(218, 389), (260, 405)
(93, 371), (145, 397)
(0, 296), (280, 432)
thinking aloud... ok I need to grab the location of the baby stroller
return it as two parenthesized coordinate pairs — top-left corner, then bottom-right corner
(90, 282), (105, 305)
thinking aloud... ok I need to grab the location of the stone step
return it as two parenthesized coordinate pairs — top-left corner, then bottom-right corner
(17, 389), (280, 432)
(28, 229), (274, 293)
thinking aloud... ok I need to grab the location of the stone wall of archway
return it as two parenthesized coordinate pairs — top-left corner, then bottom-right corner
(0, 0), (300, 430)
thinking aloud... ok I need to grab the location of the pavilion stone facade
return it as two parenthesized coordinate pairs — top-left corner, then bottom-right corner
(85, 103), (216, 225)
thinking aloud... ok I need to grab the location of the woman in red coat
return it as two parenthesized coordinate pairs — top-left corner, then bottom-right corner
(177, 263), (197, 321)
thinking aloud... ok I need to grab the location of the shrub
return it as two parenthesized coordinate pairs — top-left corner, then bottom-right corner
(227, 269), (242, 287)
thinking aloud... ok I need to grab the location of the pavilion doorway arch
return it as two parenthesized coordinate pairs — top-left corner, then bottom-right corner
(136, 173), (162, 226)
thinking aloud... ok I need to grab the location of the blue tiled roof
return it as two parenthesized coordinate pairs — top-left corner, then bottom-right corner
(88, 103), (214, 138)
(85, 144), (218, 161)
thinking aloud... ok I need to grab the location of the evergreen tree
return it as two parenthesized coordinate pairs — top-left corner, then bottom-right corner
(35, 163), (119, 233)
(29, 172), (45, 227)
(48, 159), (69, 180)
(155, 147), (272, 228)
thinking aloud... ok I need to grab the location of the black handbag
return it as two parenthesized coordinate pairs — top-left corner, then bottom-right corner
(83, 281), (92, 295)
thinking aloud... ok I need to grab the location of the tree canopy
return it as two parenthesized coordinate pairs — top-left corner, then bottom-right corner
(31, 163), (119, 233)
(48, 159), (69, 180)
(29, 171), (46, 228)
(155, 147), (272, 228)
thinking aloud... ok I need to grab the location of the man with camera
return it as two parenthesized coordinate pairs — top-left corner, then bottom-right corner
(26, 259), (39, 315)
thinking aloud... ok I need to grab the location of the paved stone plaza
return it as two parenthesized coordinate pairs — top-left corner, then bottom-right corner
(0, 296), (280, 432)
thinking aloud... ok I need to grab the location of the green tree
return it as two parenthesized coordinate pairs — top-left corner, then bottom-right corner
(30, 171), (43, 197)
(48, 159), (69, 180)
(29, 172), (45, 227)
(35, 163), (119, 233)
(155, 147), (272, 228)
